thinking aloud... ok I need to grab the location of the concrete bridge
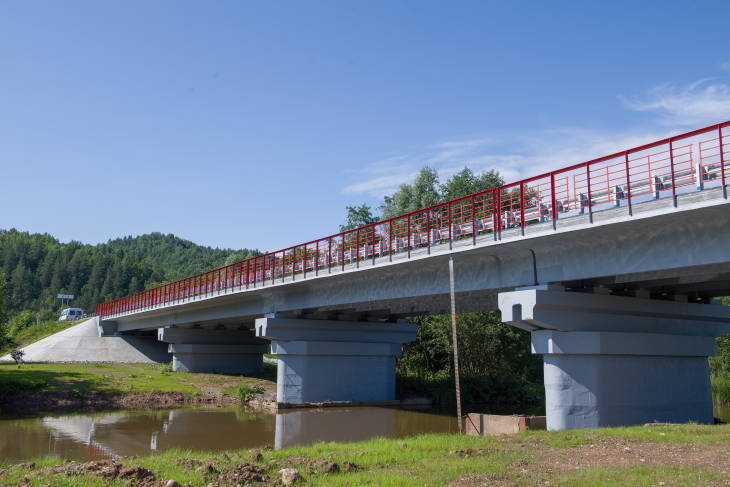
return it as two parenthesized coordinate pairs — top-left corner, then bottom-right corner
(96, 121), (730, 430)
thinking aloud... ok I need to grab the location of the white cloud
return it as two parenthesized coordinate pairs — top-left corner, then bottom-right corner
(344, 77), (730, 200)
(619, 79), (730, 127)
(342, 128), (665, 199)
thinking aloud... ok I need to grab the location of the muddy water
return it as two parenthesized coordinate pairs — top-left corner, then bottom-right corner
(715, 403), (730, 422)
(2, 404), (726, 462)
(0, 406), (459, 462)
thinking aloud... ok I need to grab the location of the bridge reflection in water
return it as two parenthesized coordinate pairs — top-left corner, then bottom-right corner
(0, 406), (457, 462)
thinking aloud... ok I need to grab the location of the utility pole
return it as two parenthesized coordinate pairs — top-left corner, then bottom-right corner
(449, 254), (463, 433)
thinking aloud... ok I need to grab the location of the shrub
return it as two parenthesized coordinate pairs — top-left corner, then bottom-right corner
(235, 384), (264, 401)
(9, 349), (24, 364)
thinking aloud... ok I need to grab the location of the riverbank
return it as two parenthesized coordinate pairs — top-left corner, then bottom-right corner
(0, 362), (277, 414)
(1, 422), (728, 486)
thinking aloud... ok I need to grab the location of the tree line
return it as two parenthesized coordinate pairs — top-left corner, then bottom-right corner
(0, 230), (260, 334)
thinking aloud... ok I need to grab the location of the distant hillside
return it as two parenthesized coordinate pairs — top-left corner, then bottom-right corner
(106, 232), (260, 281)
(0, 229), (260, 322)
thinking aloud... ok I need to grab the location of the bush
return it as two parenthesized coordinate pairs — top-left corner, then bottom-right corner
(7, 311), (34, 336)
(712, 373), (730, 405)
(9, 349), (24, 364)
(235, 384), (264, 401)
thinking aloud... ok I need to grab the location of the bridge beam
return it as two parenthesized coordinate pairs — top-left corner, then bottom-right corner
(255, 316), (418, 403)
(499, 286), (730, 430)
(157, 326), (269, 374)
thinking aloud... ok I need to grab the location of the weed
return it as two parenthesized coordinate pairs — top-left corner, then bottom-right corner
(234, 384), (264, 401)
(70, 388), (84, 398)
(147, 363), (173, 374)
(711, 373), (730, 405)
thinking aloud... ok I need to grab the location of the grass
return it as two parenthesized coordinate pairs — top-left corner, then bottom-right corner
(234, 383), (264, 401)
(711, 373), (730, 405)
(0, 423), (728, 486)
(0, 362), (279, 411)
(0, 363), (198, 398)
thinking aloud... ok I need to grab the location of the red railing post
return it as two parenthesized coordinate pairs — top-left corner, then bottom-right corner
(270, 253), (275, 284)
(720, 125), (727, 189)
(494, 188), (501, 234)
(624, 151), (633, 207)
(519, 183), (526, 225)
(550, 172), (557, 221)
(669, 138), (676, 197)
(585, 163), (592, 214)
(448, 202), (452, 242)
(407, 214), (411, 252)
(388, 220), (392, 256)
(371, 224), (375, 260)
(471, 195), (476, 237)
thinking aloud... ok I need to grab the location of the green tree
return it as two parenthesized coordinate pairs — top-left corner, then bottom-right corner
(380, 166), (441, 219)
(440, 167), (504, 201)
(340, 204), (380, 232)
(0, 272), (11, 347)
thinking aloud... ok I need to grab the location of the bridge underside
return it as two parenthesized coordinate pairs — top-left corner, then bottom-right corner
(98, 186), (730, 426)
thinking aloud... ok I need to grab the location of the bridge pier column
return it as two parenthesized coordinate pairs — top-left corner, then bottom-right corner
(157, 326), (268, 374)
(255, 316), (418, 403)
(499, 286), (730, 430)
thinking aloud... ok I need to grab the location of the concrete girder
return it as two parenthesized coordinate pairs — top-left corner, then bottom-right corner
(157, 327), (269, 374)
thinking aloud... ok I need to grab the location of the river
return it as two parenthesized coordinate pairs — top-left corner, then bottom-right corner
(0, 403), (726, 462)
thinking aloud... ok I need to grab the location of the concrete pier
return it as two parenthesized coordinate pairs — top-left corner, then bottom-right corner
(256, 316), (418, 403)
(499, 286), (730, 430)
(157, 326), (269, 374)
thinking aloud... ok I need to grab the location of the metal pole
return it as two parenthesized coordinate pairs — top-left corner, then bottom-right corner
(448, 254), (463, 434)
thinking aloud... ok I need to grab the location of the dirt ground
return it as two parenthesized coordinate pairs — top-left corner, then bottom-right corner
(448, 434), (730, 486)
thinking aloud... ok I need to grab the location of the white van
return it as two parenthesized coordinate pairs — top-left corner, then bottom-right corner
(59, 308), (84, 322)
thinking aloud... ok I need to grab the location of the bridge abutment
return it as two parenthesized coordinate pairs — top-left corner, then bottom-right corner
(499, 287), (730, 430)
(157, 326), (268, 374)
(255, 316), (418, 403)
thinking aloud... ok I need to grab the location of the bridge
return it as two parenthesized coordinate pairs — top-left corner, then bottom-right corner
(96, 121), (730, 430)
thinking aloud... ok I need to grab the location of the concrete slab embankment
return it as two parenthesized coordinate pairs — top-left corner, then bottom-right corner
(0, 318), (169, 363)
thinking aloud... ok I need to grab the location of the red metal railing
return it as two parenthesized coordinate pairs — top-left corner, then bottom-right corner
(96, 121), (730, 318)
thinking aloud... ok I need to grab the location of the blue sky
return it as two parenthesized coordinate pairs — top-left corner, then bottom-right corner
(2, 1), (729, 252)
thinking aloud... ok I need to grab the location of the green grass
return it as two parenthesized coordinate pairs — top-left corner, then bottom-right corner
(0, 423), (728, 486)
(0, 363), (199, 396)
(711, 373), (730, 405)
(233, 383), (264, 401)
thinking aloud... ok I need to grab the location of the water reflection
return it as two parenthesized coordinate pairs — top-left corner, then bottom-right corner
(0, 406), (456, 462)
(4, 404), (724, 462)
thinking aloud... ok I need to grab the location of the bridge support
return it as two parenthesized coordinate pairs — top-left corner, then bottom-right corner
(499, 286), (730, 430)
(157, 326), (269, 374)
(255, 316), (418, 403)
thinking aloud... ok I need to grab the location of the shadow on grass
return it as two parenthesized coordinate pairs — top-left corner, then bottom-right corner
(0, 365), (90, 391)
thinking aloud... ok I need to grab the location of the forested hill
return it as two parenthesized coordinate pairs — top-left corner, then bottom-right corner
(106, 233), (260, 281)
(0, 229), (260, 322)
